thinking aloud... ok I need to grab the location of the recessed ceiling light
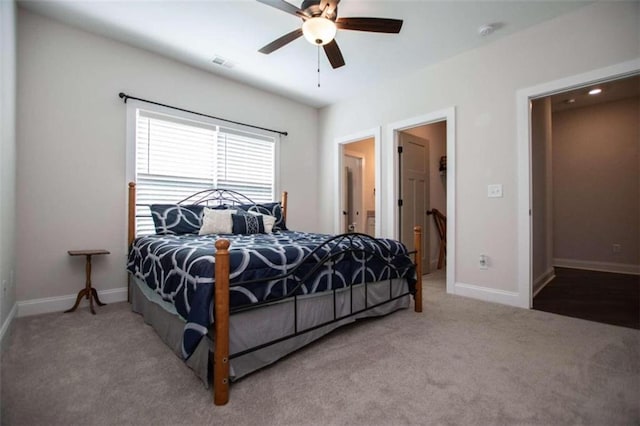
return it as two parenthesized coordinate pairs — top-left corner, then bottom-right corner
(588, 88), (602, 95)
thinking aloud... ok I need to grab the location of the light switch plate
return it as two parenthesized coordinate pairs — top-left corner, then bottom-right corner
(488, 184), (503, 198)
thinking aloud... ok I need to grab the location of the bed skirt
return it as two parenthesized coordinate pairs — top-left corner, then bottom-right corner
(130, 274), (410, 387)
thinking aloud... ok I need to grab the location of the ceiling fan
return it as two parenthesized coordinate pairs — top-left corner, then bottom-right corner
(257, 0), (403, 69)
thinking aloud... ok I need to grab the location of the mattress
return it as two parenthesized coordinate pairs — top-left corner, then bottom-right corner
(127, 230), (416, 359)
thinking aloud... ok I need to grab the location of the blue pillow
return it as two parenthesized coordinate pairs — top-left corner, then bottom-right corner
(231, 213), (265, 235)
(149, 204), (205, 235)
(237, 202), (287, 231)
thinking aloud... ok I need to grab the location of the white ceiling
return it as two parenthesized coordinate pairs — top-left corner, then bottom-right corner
(19, 0), (591, 108)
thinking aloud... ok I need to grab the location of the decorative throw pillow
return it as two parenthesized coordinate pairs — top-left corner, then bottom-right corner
(237, 202), (287, 231)
(231, 213), (265, 235)
(199, 208), (237, 235)
(150, 204), (204, 235)
(248, 211), (277, 234)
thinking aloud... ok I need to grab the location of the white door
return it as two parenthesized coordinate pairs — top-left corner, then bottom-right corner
(399, 132), (430, 273)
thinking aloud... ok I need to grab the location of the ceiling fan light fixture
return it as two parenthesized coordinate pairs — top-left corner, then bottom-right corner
(302, 17), (337, 46)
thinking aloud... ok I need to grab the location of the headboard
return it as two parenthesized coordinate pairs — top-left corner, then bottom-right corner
(127, 182), (288, 246)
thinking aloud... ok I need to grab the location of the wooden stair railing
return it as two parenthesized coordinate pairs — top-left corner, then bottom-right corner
(427, 209), (446, 269)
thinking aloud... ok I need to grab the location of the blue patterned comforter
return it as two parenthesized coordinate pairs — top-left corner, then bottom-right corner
(127, 231), (415, 359)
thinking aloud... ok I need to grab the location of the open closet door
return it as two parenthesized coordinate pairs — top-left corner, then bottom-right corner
(398, 132), (430, 273)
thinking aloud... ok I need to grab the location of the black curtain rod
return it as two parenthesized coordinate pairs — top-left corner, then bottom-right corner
(118, 92), (288, 136)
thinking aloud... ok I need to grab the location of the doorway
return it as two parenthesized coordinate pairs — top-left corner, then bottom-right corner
(388, 108), (455, 292)
(530, 74), (639, 328)
(342, 150), (365, 233)
(397, 121), (448, 277)
(338, 137), (376, 236)
(517, 58), (640, 309)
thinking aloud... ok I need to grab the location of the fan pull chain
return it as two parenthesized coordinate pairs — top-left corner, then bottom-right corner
(317, 46), (321, 88)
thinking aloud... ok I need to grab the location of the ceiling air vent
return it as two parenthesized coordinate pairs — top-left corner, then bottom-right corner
(211, 55), (235, 69)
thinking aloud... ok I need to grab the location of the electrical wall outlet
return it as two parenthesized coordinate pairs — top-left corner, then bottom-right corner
(479, 254), (489, 269)
(612, 244), (621, 253)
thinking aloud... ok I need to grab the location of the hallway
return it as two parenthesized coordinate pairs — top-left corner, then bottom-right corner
(534, 267), (640, 329)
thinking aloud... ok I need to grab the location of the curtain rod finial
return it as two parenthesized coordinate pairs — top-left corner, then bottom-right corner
(119, 92), (127, 102)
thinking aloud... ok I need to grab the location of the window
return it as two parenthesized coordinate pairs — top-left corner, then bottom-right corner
(132, 108), (277, 234)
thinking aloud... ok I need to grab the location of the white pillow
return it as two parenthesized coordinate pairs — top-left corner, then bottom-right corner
(248, 211), (277, 234)
(198, 208), (237, 235)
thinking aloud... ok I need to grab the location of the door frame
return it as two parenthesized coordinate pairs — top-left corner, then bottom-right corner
(516, 58), (640, 309)
(334, 127), (381, 236)
(387, 107), (456, 294)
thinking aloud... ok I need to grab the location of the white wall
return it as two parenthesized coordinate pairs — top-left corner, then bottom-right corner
(552, 96), (639, 271)
(318, 2), (640, 302)
(0, 0), (17, 334)
(16, 9), (319, 306)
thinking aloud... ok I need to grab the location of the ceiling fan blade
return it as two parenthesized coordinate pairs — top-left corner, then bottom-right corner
(323, 40), (345, 69)
(256, 0), (309, 20)
(336, 17), (403, 33)
(259, 28), (303, 54)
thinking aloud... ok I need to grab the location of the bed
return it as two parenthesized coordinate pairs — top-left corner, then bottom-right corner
(126, 182), (423, 405)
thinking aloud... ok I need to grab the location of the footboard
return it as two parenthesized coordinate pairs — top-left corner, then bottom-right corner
(212, 227), (423, 405)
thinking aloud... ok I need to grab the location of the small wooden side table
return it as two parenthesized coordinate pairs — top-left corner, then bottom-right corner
(65, 249), (110, 315)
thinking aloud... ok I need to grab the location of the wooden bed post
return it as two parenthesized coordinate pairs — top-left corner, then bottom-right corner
(127, 182), (136, 303)
(213, 239), (231, 406)
(281, 191), (288, 223)
(414, 226), (423, 313)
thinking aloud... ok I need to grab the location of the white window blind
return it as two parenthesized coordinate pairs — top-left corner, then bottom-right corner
(216, 128), (275, 201)
(135, 109), (276, 234)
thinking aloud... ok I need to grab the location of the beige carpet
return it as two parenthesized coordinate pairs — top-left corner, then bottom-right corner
(2, 272), (638, 425)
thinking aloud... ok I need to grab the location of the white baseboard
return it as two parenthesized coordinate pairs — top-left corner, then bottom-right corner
(0, 303), (17, 345)
(454, 282), (521, 307)
(553, 258), (640, 275)
(533, 267), (555, 298)
(17, 287), (128, 318)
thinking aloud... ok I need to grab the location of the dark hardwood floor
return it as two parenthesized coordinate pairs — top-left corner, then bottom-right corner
(533, 267), (640, 329)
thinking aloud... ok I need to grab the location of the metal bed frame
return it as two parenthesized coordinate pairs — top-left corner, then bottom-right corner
(127, 182), (422, 405)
